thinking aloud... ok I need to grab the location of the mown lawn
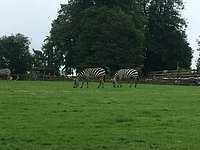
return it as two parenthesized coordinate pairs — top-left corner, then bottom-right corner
(0, 81), (200, 150)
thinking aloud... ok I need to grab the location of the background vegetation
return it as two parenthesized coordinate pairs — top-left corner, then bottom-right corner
(43, 0), (192, 74)
(0, 33), (32, 74)
(0, 81), (200, 149)
(0, 0), (194, 76)
(196, 37), (200, 70)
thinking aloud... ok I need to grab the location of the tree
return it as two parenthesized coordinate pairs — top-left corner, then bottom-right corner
(74, 6), (145, 72)
(0, 33), (32, 74)
(196, 37), (200, 70)
(143, 0), (192, 74)
(43, 0), (146, 74)
(42, 3), (75, 75)
(32, 49), (45, 69)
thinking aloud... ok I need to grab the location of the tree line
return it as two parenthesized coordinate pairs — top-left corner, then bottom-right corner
(0, 0), (195, 76)
(196, 37), (200, 70)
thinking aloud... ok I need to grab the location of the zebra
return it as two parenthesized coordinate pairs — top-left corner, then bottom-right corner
(73, 68), (105, 88)
(0, 68), (12, 80)
(112, 69), (138, 88)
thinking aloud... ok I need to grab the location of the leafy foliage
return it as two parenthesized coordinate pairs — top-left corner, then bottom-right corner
(75, 6), (145, 72)
(0, 1), (193, 76)
(196, 37), (200, 70)
(32, 49), (45, 69)
(43, 0), (193, 75)
(143, 0), (192, 74)
(43, 0), (146, 73)
(0, 33), (32, 74)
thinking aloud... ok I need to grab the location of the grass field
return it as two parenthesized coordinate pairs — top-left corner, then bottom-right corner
(0, 80), (200, 150)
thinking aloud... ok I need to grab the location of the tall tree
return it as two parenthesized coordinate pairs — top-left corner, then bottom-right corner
(75, 6), (145, 72)
(196, 37), (200, 70)
(143, 0), (192, 74)
(0, 33), (32, 74)
(32, 49), (45, 69)
(42, 3), (76, 75)
(43, 0), (146, 74)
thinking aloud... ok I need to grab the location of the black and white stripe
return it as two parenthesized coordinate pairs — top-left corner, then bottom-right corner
(73, 68), (105, 88)
(0, 68), (11, 80)
(112, 69), (138, 88)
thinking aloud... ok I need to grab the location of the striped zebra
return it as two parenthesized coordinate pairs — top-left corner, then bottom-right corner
(0, 68), (12, 80)
(73, 68), (105, 88)
(112, 69), (138, 88)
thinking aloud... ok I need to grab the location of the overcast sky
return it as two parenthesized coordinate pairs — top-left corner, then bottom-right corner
(0, 0), (199, 68)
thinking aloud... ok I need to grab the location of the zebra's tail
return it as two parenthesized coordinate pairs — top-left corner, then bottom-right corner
(104, 66), (111, 76)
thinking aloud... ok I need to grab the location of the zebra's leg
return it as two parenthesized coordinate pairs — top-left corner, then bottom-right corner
(129, 79), (133, 88)
(134, 78), (137, 88)
(86, 80), (89, 88)
(102, 79), (104, 88)
(117, 83), (120, 88)
(130, 77), (137, 88)
(116, 80), (119, 88)
(80, 80), (85, 88)
(119, 80), (122, 88)
(112, 79), (117, 88)
(118, 78), (122, 88)
(98, 79), (102, 88)
(117, 81), (120, 88)
(100, 79), (104, 88)
(7, 75), (11, 81)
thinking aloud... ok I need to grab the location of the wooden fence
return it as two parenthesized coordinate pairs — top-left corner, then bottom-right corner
(142, 69), (200, 86)
(10, 74), (68, 81)
(4, 69), (200, 86)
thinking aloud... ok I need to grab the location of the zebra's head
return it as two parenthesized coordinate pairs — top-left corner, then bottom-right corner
(111, 78), (117, 88)
(73, 78), (79, 88)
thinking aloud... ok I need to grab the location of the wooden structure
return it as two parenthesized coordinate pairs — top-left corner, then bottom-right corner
(143, 69), (200, 86)
(32, 66), (56, 80)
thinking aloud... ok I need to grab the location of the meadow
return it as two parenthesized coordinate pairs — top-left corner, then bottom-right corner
(0, 80), (200, 150)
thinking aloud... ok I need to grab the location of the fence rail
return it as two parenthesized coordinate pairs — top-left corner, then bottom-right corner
(9, 74), (69, 81)
(143, 69), (200, 86)
(3, 69), (200, 86)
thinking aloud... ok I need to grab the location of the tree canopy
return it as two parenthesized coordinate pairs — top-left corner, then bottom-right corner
(42, 0), (193, 75)
(196, 37), (200, 70)
(0, 1), (193, 76)
(0, 33), (32, 74)
(43, 0), (146, 73)
(143, 0), (192, 74)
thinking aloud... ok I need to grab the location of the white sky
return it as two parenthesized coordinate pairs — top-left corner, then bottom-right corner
(0, 0), (67, 51)
(0, 0), (199, 69)
(182, 0), (200, 68)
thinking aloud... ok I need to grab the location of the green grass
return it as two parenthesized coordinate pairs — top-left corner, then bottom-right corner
(0, 80), (200, 150)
